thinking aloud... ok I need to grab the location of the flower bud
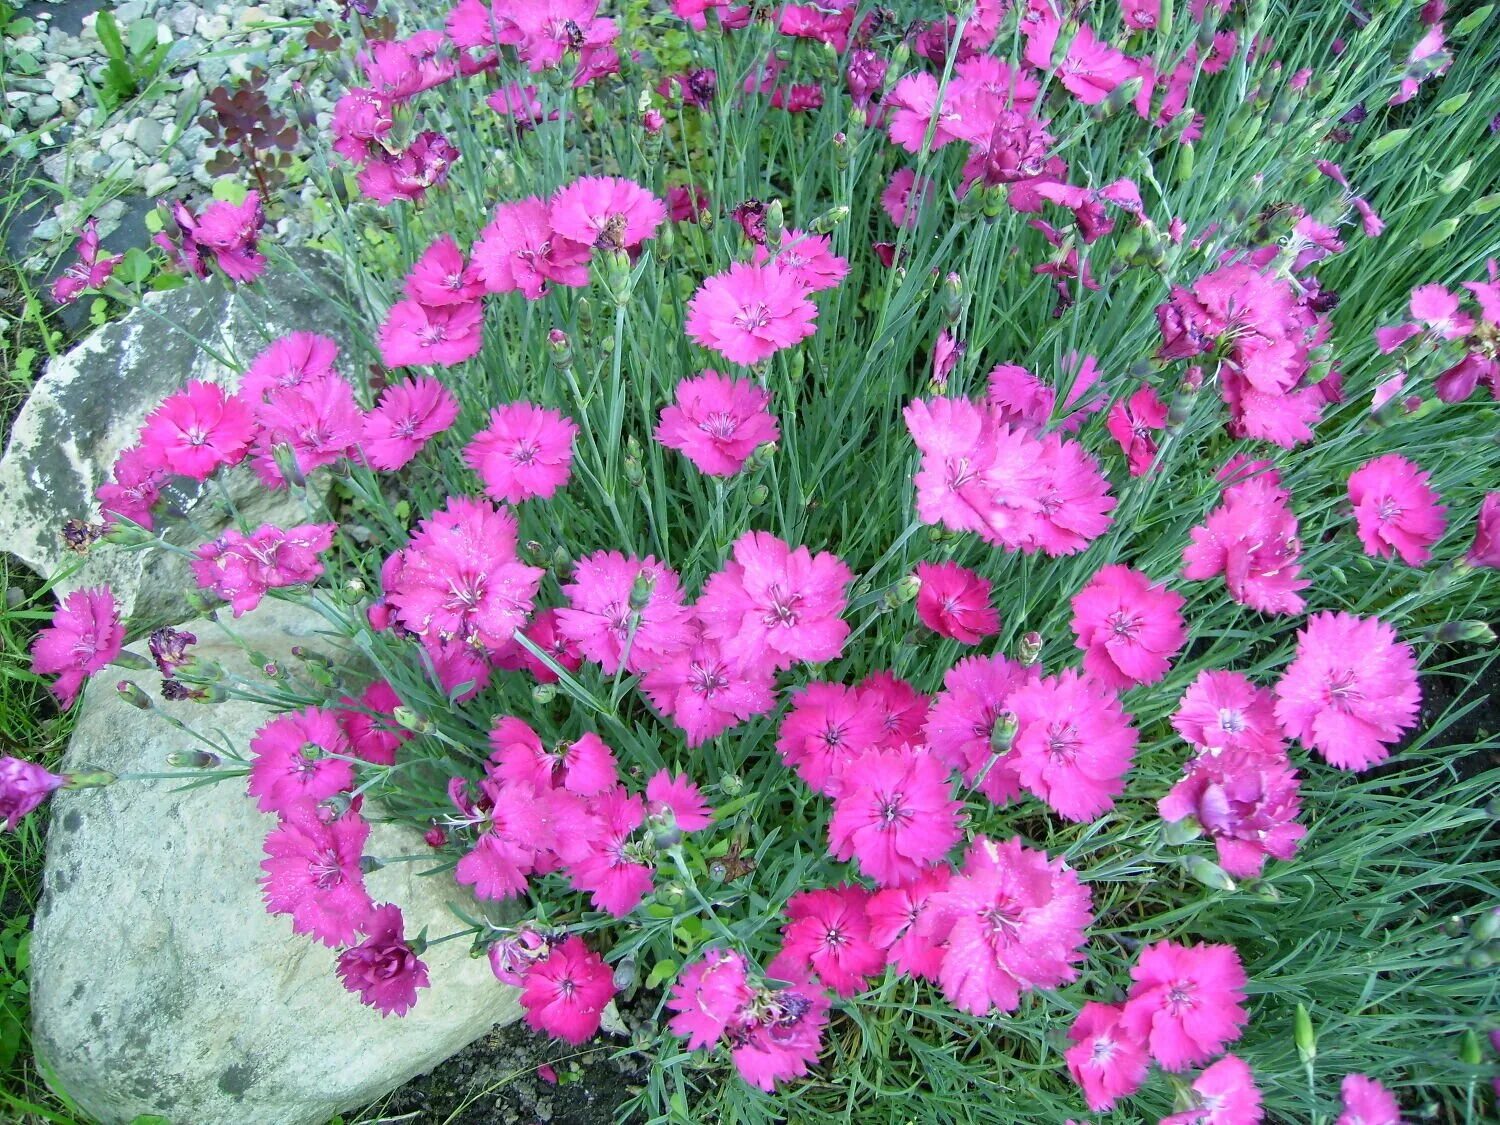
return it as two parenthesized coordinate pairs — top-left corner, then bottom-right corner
(115, 680), (153, 710)
(602, 249), (634, 305)
(1420, 620), (1495, 645)
(832, 130), (848, 171)
(102, 520), (157, 547)
(424, 823), (448, 848)
(989, 712), (1018, 753)
(531, 682), (558, 705)
(720, 772), (744, 796)
(271, 443), (307, 487)
(1168, 366), (1204, 429)
(941, 272), (963, 322)
(809, 205), (849, 234)
(629, 569), (657, 611)
(1474, 909), (1500, 943)
(642, 108), (664, 135)
(62, 769), (116, 790)
(1160, 817), (1203, 846)
(392, 706), (431, 734)
(763, 199), (785, 251)
(1182, 854), (1236, 892)
(1018, 632), (1043, 667)
(576, 296), (595, 343)
(1461, 1028), (1484, 1065)
(748, 484), (769, 506)
(612, 957), (638, 992)
(1294, 1003), (1316, 1064)
(166, 749), (220, 769)
(548, 328), (573, 370)
(648, 808), (682, 849)
(1104, 76), (1142, 116)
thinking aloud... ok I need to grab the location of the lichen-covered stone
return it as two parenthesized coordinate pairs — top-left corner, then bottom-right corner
(0, 256), (353, 624)
(29, 600), (523, 1125)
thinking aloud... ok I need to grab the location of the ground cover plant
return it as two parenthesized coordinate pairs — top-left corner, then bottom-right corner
(6, 0), (1500, 1121)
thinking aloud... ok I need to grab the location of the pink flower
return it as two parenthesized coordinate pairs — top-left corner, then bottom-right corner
(923, 653), (1036, 804)
(1070, 565), (1186, 690)
(0, 757), (67, 831)
(520, 936), (616, 1044)
(566, 787), (655, 916)
(645, 770), (712, 833)
(251, 374), (364, 487)
(655, 370), (779, 477)
(260, 797), (374, 946)
(776, 681), (885, 796)
(490, 719), (617, 797)
(779, 884), (884, 996)
(377, 299), (484, 368)
(336, 904), (430, 1016)
(191, 523), (335, 616)
(1009, 670), (1138, 822)
(241, 333), (339, 401)
(1161, 1054), (1263, 1124)
(452, 777), (564, 900)
(51, 217), (122, 304)
(1106, 385), (1169, 476)
(1119, 940), (1248, 1070)
(881, 168), (934, 229)
(191, 192), (267, 282)
(556, 551), (694, 675)
(550, 176), (666, 249)
(1172, 670), (1285, 758)
(403, 234), (484, 307)
(357, 131), (459, 205)
(96, 445), (166, 529)
(1273, 612), (1420, 771)
(1348, 454), (1447, 566)
(828, 746), (962, 886)
(728, 964), (831, 1090)
(1468, 492), (1500, 567)
(639, 632), (776, 745)
(362, 376), (460, 471)
(464, 402), (578, 503)
(337, 680), (410, 767)
(1065, 1002), (1150, 1111)
(30, 586), (124, 708)
(330, 87), (392, 162)
(1029, 433), (1116, 556)
(493, 608), (583, 684)
(858, 671), (930, 749)
(914, 561), (999, 644)
(139, 380), (256, 480)
(684, 263), (818, 366)
(473, 197), (591, 299)
(382, 498), (544, 653)
(360, 31), (458, 100)
(247, 707), (354, 816)
(697, 531), (852, 671)
(866, 866), (950, 980)
(1183, 476), (1308, 615)
(1159, 747), (1306, 877)
(1336, 1073), (1403, 1125)
(752, 230), (849, 292)
(666, 949), (754, 1050)
(916, 835), (1092, 1016)
(885, 73), (961, 153)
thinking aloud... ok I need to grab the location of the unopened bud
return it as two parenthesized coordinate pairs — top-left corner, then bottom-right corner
(612, 957), (638, 991)
(981, 183), (1009, 219)
(648, 808), (682, 849)
(360, 855), (385, 875)
(764, 199), (785, 251)
(392, 706), (431, 734)
(551, 544), (571, 573)
(808, 205), (849, 234)
(576, 296), (595, 341)
(1168, 366), (1204, 428)
(271, 443), (306, 488)
(1460, 1029), (1484, 1065)
(1474, 909), (1500, 943)
(1018, 631), (1043, 666)
(424, 823), (448, 848)
(1182, 854), (1236, 891)
(1421, 620), (1495, 645)
(1294, 1002), (1316, 1063)
(720, 772), (744, 797)
(748, 484), (769, 506)
(166, 749), (220, 769)
(1418, 217), (1460, 250)
(548, 328), (573, 369)
(62, 769), (116, 790)
(115, 680), (153, 710)
(642, 108), (664, 134)
(989, 712), (1018, 753)
(603, 249), (634, 305)
(941, 272), (963, 322)
(1160, 817), (1203, 846)
(531, 682), (558, 705)
(102, 520), (157, 546)
(1105, 76), (1142, 116)
(629, 570), (656, 610)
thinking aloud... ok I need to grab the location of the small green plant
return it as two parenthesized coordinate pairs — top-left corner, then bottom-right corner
(89, 11), (170, 114)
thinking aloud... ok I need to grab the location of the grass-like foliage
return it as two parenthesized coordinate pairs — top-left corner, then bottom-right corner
(10, 1), (1500, 1122)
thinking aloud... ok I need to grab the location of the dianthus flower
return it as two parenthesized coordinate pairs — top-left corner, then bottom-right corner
(357, 131), (458, 205)
(1070, 564), (1186, 690)
(329, 87), (393, 163)
(337, 680), (409, 767)
(779, 884), (884, 997)
(463, 402), (577, 504)
(697, 531), (852, 671)
(246, 707), (355, 816)
(923, 653), (1036, 804)
(452, 776), (569, 899)
(1183, 476), (1308, 615)
(1064, 1002), (1150, 1111)
(336, 904), (430, 1017)
(1336, 1074), (1402, 1125)
(566, 787), (655, 916)
(382, 498), (544, 653)
(556, 551), (693, 675)
(881, 168), (933, 229)
(1009, 670), (1138, 822)
(684, 263), (818, 366)
(377, 298), (485, 368)
(490, 719), (617, 797)
(30, 586), (124, 708)
(473, 197), (591, 299)
(666, 949), (755, 1050)
(1027, 433), (1116, 555)
(51, 217), (121, 304)
(0, 757), (67, 831)
(1022, 13), (1136, 105)
(752, 230), (849, 292)
(885, 72), (962, 153)
(1161, 1054), (1263, 1124)
(914, 561), (999, 644)
(359, 30), (458, 100)
(866, 866), (951, 980)
(361, 376), (460, 471)
(403, 234), (485, 307)
(1469, 492), (1500, 567)
(729, 961), (831, 1090)
(191, 522), (335, 616)
(520, 936), (616, 1044)
(655, 370), (779, 477)
(828, 746), (962, 886)
(260, 797), (374, 947)
(1106, 384), (1169, 476)
(645, 770), (712, 834)
(96, 445), (166, 529)
(1347, 454), (1447, 566)
(242, 333), (340, 405)
(139, 380), (256, 480)
(639, 631), (777, 745)
(1172, 670), (1285, 758)
(493, 608), (584, 684)
(251, 374), (364, 486)
(186, 192), (266, 282)
(550, 176), (666, 249)
(1159, 747), (1306, 877)
(776, 681), (884, 796)
(916, 836), (1092, 1016)
(857, 671), (930, 749)
(1273, 612), (1420, 771)
(1119, 940), (1249, 1070)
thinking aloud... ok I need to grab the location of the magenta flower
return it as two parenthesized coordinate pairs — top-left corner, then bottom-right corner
(97, 445), (166, 529)
(51, 217), (122, 304)
(453, 778), (562, 900)
(520, 936), (616, 1044)
(776, 681), (886, 797)
(246, 707), (355, 816)
(1106, 384), (1169, 476)
(329, 86), (393, 162)
(260, 797), (375, 947)
(490, 718), (617, 797)
(337, 680), (410, 767)
(1161, 1054), (1263, 1124)
(250, 374), (364, 487)
(778, 884), (884, 997)
(666, 949), (754, 1051)
(472, 197), (591, 299)
(684, 263), (818, 366)
(639, 632), (776, 746)
(402, 235), (484, 307)
(697, 531), (852, 671)
(1064, 1002), (1150, 1111)
(916, 835), (1092, 1016)
(655, 370), (779, 477)
(1172, 670), (1285, 758)
(463, 402), (578, 504)
(556, 550), (693, 674)
(729, 959), (831, 1090)
(0, 757), (67, 831)
(377, 298), (484, 368)
(356, 131), (459, 206)
(1183, 476), (1308, 615)
(1070, 564), (1186, 690)
(241, 332), (339, 402)
(1336, 1074), (1402, 1125)
(494, 607), (584, 684)
(1009, 670), (1138, 822)
(1119, 940), (1248, 1070)
(858, 671), (931, 749)
(30, 586), (124, 708)
(550, 176), (666, 249)
(828, 746), (962, 886)
(645, 770), (712, 832)
(923, 652), (1037, 804)
(1468, 492), (1500, 567)
(191, 522), (335, 616)
(1348, 454), (1447, 567)
(336, 903), (430, 1017)
(362, 376), (460, 471)
(1274, 612), (1420, 771)
(359, 30), (458, 100)
(881, 168), (933, 228)
(191, 192), (267, 282)
(1159, 748), (1306, 877)
(914, 561), (999, 644)
(866, 866), (950, 980)
(139, 380), (257, 480)
(751, 229), (849, 292)
(565, 788), (655, 916)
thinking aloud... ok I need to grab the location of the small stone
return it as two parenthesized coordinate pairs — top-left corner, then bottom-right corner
(113, 0), (145, 23)
(26, 96), (58, 125)
(4, 91), (30, 107)
(11, 33), (42, 52)
(125, 117), (164, 155)
(142, 163), (177, 196)
(44, 62), (83, 102)
(106, 140), (137, 167)
(31, 216), (60, 242)
(195, 12), (230, 39)
(168, 4), (201, 35)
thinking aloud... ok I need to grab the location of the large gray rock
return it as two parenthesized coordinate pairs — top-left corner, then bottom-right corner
(30, 600), (523, 1125)
(0, 256), (356, 624)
